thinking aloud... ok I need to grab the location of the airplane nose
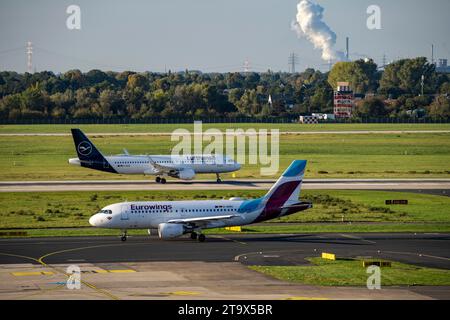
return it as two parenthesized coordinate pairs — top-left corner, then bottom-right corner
(235, 163), (241, 170)
(89, 214), (99, 227)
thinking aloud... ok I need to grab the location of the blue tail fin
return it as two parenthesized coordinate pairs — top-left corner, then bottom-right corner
(71, 129), (117, 173)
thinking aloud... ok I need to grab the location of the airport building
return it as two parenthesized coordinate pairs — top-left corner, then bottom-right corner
(333, 82), (354, 118)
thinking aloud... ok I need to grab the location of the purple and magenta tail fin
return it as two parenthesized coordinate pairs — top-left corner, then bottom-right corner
(262, 160), (307, 210)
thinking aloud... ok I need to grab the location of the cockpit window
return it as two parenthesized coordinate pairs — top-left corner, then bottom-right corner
(99, 210), (112, 214)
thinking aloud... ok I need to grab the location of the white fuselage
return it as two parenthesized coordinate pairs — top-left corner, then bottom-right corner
(69, 154), (240, 176)
(88, 160), (313, 241)
(111, 155), (239, 175)
(89, 199), (259, 230)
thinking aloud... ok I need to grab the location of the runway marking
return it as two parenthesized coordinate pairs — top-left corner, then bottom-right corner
(0, 252), (72, 299)
(36, 243), (138, 300)
(92, 269), (109, 273)
(383, 250), (450, 261)
(211, 235), (247, 245)
(234, 253), (250, 262)
(66, 259), (86, 262)
(108, 269), (136, 273)
(76, 268), (137, 274)
(12, 271), (54, 276)
(419, 254), (450, 261)
(0, 245), (130, 300)
(234, 249), (308, 262)
(339, 233), (376, 244)
(36, 243), (131, 264)
(0, 252), (40, 263)
(14, 282), (67, 300)
(234, 251), (265, 261)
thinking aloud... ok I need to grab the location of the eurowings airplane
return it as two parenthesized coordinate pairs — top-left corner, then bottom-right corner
(89, 160), (312, 242)
(68, 129), (241, 183)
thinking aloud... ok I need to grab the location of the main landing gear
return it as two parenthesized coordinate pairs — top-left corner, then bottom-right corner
(216, 173), (222, 183)
(190, 232), (206, 242)
(155, 176), (166, 184)
(121, 230), (128, 242)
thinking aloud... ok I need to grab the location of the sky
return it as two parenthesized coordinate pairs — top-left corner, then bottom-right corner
(0, 0), (449, 73)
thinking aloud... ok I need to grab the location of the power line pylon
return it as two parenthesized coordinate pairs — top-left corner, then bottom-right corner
(26, 41), (33, 73)
(288, 52), (299, 73)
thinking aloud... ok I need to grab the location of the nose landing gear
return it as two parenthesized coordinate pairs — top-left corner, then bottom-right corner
(120, 230), (127, 242)
(216, 173), (222, 183)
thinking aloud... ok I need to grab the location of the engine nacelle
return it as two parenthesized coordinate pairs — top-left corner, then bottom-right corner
(229, 197), (245, 201)
(68, 158), (81, 166)
(158, 223), (184, 239)
(174, 169), (195, 180)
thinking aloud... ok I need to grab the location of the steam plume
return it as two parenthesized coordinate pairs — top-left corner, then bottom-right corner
(292, 0), (345, 62)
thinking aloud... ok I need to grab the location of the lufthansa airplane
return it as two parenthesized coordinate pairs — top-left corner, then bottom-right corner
(69, 129), (241, 183)
(89, 160), (312, 242)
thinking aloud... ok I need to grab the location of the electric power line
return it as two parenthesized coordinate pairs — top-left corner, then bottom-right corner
(0, 46), (25, 56)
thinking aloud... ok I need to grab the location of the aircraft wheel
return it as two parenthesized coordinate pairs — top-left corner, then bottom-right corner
(216, 178), (222, 183)
(161, 178), (167, 184)
(121, 236), (127, 242)
(190, 232), (198, 240)
(198, 234), (206, 242)
(155, 177), (161, 183)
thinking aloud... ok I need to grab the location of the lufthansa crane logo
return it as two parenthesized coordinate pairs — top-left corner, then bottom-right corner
(77, 141), (92, 156)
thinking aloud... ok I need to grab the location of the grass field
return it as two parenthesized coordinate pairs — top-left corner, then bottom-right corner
(1, 131), (450, 180)
(250, 257), (450, 286)
(0, 190), (449, 232)
(1, 123), (450, 134)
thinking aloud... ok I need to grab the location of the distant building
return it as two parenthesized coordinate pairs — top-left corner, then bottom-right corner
(334, 82), (354, 118)
(436, 59), (450, 73)
(312, 113), (335, 121)
(299, 115), (319, 124)
(354, 93), (366, 101)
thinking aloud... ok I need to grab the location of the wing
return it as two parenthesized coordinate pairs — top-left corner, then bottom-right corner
(167, 215), (239, 228)
(145, 157), (178, 175)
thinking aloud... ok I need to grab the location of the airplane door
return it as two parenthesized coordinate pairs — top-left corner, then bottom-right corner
(120, 204), (129, 220)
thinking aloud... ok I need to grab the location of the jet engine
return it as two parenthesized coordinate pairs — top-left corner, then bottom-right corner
(172, 169), (195, 180)
(158, 223), (184, 239)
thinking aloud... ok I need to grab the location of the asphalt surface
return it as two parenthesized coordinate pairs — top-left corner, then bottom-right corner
(1, 179), (450, 193)
(0, 233), (449, 270)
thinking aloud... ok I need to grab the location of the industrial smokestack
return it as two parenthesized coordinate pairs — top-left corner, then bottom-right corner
(346, 37), (349, 61)
(292, 0), (345, 62)
(431, 44), (435, 65)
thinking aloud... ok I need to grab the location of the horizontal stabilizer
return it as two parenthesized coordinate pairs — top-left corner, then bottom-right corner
(281, 201), (313, 210)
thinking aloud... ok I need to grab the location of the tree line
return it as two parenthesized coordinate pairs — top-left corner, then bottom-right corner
(0, 57), (449, 121)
